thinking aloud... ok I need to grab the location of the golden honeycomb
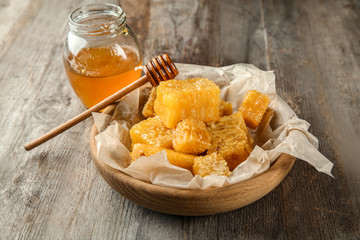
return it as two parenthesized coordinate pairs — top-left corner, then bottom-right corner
(207, 112), (253, 171)
(219, 100), (233, 117)
(130, 143), (196, 170)
(192, 153), (231, 177)
(239, 90), (270, 129)
(129, 116), (173, 149)
(154, 78), (221, 128)
(142, 87), (157, 118)
(173, 118), (211, 155)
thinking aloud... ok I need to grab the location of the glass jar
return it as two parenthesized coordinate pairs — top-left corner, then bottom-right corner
(63, 3), (142, 108)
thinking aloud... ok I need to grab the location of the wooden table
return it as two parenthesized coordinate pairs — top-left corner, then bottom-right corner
(1, 0), (359, 238)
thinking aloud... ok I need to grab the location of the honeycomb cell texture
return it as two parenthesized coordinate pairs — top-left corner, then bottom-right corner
(154, 78), (221, 128)
(173, 118), (211, 155)
(239, 90), (270, 129)
(129, 116), (173, 149)
(142, 87), (157, 118)
(130, 143), (196, 170)
(192, 153), (231, 177)
(207, 112), (253, 171)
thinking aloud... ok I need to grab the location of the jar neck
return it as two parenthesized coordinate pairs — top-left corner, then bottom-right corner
(68, 3), (126, 37)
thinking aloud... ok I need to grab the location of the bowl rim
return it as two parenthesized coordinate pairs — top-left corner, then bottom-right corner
(89, 106), (296, 215)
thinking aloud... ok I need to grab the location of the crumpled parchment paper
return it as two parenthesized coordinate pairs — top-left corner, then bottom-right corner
(92, 63), (334, 189)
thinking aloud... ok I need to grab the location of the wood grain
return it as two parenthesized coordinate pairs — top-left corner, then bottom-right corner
(0, 0), (359, 238)
(262, 0), (360, 234)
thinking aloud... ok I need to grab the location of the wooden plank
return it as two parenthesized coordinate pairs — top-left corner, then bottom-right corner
(0, 0), (359, 239)
(0, 0), (131, 239)
(0, 0), (42, 59)
(262, 0), (360, 237)
(132, 0), (268, 69)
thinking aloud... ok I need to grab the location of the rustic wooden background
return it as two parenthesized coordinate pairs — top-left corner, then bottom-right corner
(0, 0), (359, 239)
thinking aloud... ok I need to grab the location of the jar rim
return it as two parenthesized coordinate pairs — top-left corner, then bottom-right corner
(69, 3), (126, 37)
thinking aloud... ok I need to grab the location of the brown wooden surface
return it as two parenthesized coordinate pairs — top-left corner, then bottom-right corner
(0, 0), (359, 239)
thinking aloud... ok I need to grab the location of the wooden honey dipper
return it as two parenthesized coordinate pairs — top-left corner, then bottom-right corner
(25, 53), (178, 151)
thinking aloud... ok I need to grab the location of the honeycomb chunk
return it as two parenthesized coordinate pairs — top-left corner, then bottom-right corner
(192, 153), (231, 177)
(142, 87), (156, 118)
(173, 118), (211, 155)
(219, 100), (233, 117)
(129, 116), (173, 149)
(208, 112), (253, 171)
(154, 78), (221, 128)
(130, 143), (195, 170)
(239, 90), (270, 129)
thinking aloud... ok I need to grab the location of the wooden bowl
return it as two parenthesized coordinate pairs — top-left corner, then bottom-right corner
(90, 106), (295, 216)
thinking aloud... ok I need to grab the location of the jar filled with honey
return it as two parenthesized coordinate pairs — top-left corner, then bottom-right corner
(63, 3), (142, 108)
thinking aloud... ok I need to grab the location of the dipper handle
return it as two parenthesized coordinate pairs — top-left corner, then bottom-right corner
(24, 53), (178, 151)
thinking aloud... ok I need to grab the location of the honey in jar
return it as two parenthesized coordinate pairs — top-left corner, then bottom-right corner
(63, 3), (142, 108)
